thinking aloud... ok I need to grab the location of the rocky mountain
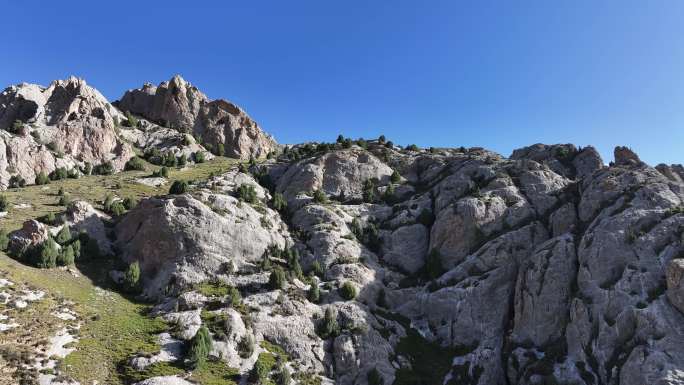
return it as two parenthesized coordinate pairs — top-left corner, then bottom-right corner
(116, 75), (277, 160)
(89, 140), (683, 385)
(0, 75), (277, 190)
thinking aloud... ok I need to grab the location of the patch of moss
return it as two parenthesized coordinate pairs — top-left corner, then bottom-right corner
(190, 358), (240, 385)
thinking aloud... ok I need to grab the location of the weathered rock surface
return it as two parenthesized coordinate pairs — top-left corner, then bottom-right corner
(0, 77), (134, 187)
(117, 75), (277, 160)
(113, 142), (684, 385)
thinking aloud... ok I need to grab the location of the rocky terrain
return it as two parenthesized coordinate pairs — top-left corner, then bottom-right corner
(1, 76), (684, 385)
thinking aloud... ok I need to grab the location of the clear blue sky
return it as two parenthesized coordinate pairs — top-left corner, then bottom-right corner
(2, 1), (683, 165)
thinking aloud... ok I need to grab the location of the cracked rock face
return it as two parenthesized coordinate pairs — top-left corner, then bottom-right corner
(117, 75), (277, 160)
(0, 77), (134, 187)
(114, 142), (684, 385)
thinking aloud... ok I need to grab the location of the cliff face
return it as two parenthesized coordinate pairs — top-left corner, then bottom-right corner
(117, 75), (277, 160)
(113, 139), (684, 385)
(0, 77), (133, 186)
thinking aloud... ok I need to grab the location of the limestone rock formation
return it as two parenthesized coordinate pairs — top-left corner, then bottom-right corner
(0, 77), (134, 187)
(117, 75), (277, 160)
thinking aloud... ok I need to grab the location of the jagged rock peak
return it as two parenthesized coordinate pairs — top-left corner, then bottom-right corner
(117, 75), (277, 160)
(614, 145), (643, 166)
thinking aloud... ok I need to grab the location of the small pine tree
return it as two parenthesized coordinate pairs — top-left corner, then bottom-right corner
(57, 245), (75, 266)
(56, 226), (71, 245)
(269, 266), (286, 290)
(35, 171), (50, 185)
(390, 170), (401, 183)
(177, 154), (187, 167)
(378, 135), (386, 144)
(275, 365), (292, 385)
(308, 283), (320, 304)
(58, 194), (71, 206)
(237, 184), (258, 203)
(312, 189), (327, 204)
(37, 238), (59, 268)
(217, 143), (225, 156)
(194, 151), (205, 163)
(336, 134), (345, 144)
(362, 179), (376, 203)
(0, 195), (8, 212)
(339, 281), (357, 300)
(125, 156), (146, 171)
(169, 180), (189, 195)
(238, 334), (255, 358)
(310, 260), (324, 277)
(249, 356), (270, 384)
(227, 286), (242, 308)
(318, 307), (340, 339)
(271, 193), (287, 212)
(187, 325), (212, 369)
(110, 201), (126, 216)
(124, 261), (141, 292)
(82, 162), (92, 175)
(123, 197), (138, 210)
(71, 239), (81, 259)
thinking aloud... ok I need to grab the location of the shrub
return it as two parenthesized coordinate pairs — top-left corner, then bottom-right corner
(110, 201), (126, 216)
(123, 111), (138, 128)
(385, 140), (394, 148)
(50, 167), (68, 181)
(342, 138), (353, 149)
(164, 153), (178, 168)
(187, 325), (212, 369)
(169, 180), (189, 195)
(10, 119), (24, 135)
(217, 143), (225, 156)
(56, 226), (71, 245)
(317, 307), (339, 339)
(152, 166), (170, 178)
(0, 230), (9, 251)
(82, 162), (92, 175)
(368, 368), (384, 385)
(238, 334), (255, 359)
(310, 260), (324, 278)
(67, 168), (79, 179)
(57, 245), (75, 266)
(58, 194), (71, 206)
(35, 171), (50, 185)
(8, 175), (26, 188)
(71, 239), (81, 259)
(307, 283), (320, 304)
(194, 151), (205, 163)
(383, 184), (396, 204)
(227, 286), (242, 308)
(237, 184), (258, 203)
(124, 261), (141, 292)
(238, 163), (249, 173)
(378, 135), (386, 144)
(249, 356), (270, 384)
(93, 162), (114, 175)
(177, 154), (187, 167)
(362, 179), (376, 203)
(41, 212), (56, 225)
(103, 194), (115, 212)
(390, 170), (401, 183)
(125, 156), (146, 171)
(275, 365), (292, 385)
(269, 266), (287, 290)
(406, 144), (420, 152)
(80, 233), (101, 260)
(123, 197), (138, 210)
(37, 238), (59, 268)
(339, 281), (357, 300)
(312, 189), (327, 204)
(426, 249), (444, 279)
(357, 138), (368, 149)
(271, 193), (287, 212)
(336, 134), (345, 144)
(0, 195), (8, 212)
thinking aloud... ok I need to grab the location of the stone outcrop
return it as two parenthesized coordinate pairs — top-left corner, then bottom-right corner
(117, 75), (277, 160)
(0, 77), (134, 187)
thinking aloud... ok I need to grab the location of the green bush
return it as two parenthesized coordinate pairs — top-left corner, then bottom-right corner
(187, 325), (212, 369)
(35, 171), (50, 185)
(271, 193), (287, 212)
(249, 355), (270, 384)
(8, 175), (26, 188)
(357, 138), (368, 149)
(152, 166), (170, 178)
(368, 368), (384, 385)
(0, 195), (8, 212)
(339, 281), (357, 300)
(169, 180), (189, 195)
(67, 168), (79, 179)
(217, 143), (225, 156)
(390, 170), (401, 183)
(0, 230), (9, 251)
(269, 266), (287, 290)
(312, 189), (327, 204)
(82, 162), (92, 175)
(125, 156), (146, 171)
(57, 245), (75, 266)
(177, 154), (187, 167)
(37, 238), (59, 268)
(194, 151), (205, 163)
(238, 334), (255, 359)
(123, 197), (138, 210)
(275, 365), (292, 385)
(310, 260), (324, 278)
(56, 226), (71, 245)
(237, 184), (258, 203)
(317, 307), (339, 339)
(307, 283), (320, 303)
(110, 201), (126, 216)
(336, 134), (345, 144)
(103, 194), (115, 212)
(406, 144), (420, 152)
(227, 286), (242, 308)
(362, 179), (376, 203)
(124, 261), (141, 292)
(58, 194), (71, 206)
(93, 161), (114, 175)
(71, 239), (81, 259)
(378, 135), (386, 144)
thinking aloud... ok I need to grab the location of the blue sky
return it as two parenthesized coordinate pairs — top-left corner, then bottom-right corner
(2, 1), (683, 165)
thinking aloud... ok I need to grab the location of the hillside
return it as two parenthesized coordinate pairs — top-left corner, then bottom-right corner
(1, 77), (684, 385)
